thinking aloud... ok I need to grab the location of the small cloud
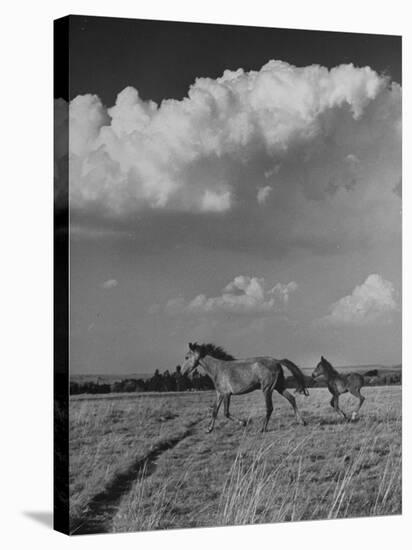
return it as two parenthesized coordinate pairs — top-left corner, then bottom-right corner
(155, 275), (298, 316)
(319, 274), (397, 326)
(269, 281), (298, 304)
(257, 185), (272, 205)
(101, 278), (118, 289)
(264, 165), (281, 179)
(164, 297), (187, 314)
(201, 190), (231, 212)
(345, 154), (360, 164)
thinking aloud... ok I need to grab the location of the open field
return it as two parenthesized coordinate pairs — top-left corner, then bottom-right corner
(69, 386), (401, 534)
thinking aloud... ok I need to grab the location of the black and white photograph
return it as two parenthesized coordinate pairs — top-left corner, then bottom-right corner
(53, 13), (402, 537)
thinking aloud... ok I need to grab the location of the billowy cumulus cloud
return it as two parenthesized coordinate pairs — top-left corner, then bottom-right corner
(101, 278), (118, 289)
(257, 185), (273, 204)
(152, 275), (297, 316)
(319, 274), (397, 326)
(56, 60), (401, 258)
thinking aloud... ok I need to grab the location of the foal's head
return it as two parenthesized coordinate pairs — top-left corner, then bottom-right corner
(181, 342), (202, 376)
(312, 356), (329, 379)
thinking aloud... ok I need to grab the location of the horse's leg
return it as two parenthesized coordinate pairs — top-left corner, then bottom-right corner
(349, 387), (365, 420)
(280, 389), (306, 426)
(223, 394), (246, 428)
(207, 392), (224, 433)
(332, 394), (347, 421)
(260, 390), (274, 433)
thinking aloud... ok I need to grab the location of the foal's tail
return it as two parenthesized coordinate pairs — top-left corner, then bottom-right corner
(280, 359), (310, 396)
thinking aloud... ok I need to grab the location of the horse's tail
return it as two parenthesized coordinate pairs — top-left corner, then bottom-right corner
(280, 359), (310, 396)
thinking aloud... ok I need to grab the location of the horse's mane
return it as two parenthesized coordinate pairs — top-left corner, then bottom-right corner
(193, 342), (235, 361)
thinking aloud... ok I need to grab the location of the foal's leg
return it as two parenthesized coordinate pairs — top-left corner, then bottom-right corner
(349, 388), (365, 420)
(207, 392), (224, 433)
(281, 389), (306, 426)
(223, 394), (246, 428)
(261, 390), (274, 433)
(331, 394), (347, 421)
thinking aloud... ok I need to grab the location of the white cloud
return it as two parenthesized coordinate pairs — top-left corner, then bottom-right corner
(269, 281), (298, 304)
(65, 61), (398, 217)
(257, 185), (272, 204)
(319, 274), (397, 326)
(201, 189), (231, 212)
(345, 153), (360, 164)
(158, 275), (297, 316)
(264, 165), (280, 179)
(101, 279), (118, 289)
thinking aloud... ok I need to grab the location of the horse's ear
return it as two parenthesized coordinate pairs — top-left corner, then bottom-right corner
(188, 342), (193, 350)
(321, 355), (325, 361)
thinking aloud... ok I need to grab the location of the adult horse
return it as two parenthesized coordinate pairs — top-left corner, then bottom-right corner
(181, 342), (309, 433)
(312, 356), (365, 421)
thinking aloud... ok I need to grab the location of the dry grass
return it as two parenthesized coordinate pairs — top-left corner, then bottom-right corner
(69, 393), (204, 530)
(69, 386), (401, 534)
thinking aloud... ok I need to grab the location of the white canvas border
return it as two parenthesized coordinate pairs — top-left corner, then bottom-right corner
(1, 1), (409, 548)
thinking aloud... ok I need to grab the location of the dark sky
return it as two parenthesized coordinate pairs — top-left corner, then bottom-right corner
(61, 15), (401, 105)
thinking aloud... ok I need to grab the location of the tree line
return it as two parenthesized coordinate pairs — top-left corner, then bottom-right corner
(70, 365), (215, 395)
(70, 365), (401, 395)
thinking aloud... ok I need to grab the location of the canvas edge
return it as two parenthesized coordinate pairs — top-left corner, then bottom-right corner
(53, 15), (70, 536)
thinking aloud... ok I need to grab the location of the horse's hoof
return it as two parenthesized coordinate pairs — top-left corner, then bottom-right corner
(351, 412), (358, 421)
(205, 427), (213, 434)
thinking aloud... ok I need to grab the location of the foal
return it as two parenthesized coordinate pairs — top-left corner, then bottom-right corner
(312, 356), (365, 421)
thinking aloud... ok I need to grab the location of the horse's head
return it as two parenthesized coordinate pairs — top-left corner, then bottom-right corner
(312, 356), (327, 379)
(181, 342), (202, 376)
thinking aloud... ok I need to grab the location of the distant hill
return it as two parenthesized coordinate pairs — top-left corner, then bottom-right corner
(300, 364), (401, 375)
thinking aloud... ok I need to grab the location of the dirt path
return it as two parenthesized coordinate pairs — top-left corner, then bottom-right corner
(71, 419), (203, 535)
